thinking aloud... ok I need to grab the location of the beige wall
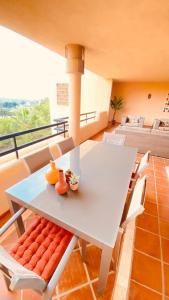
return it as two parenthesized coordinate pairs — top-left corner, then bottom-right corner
(81, 70), (112, 114)
(109, 82), (169, 125)
(80, 111), (109, 143)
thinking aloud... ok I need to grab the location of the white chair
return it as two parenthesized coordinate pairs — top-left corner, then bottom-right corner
(0, 159), (30, 216)
(23, 147), (53, 173)
(113, 175), (146, 268)
(129, 150), (151, 191)
(136, 150), (151, 176)
(0, 212), (77, 300)
(121, 175), (146, 227)
(103, 132), (126, 146)
(48, 142), (61, 160)
(57, 137), (75, 155)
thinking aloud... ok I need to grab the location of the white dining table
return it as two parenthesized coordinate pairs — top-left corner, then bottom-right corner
(6, 140), (137, 293)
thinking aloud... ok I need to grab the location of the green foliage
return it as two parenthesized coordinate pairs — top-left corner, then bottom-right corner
(110, 96), (123, 122)
(70, 174), (80, 185)
(0, 98), (51, 152)
(111, 96), (123, 111)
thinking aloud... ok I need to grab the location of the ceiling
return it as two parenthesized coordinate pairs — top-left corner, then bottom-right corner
(0, 0), (169, 81)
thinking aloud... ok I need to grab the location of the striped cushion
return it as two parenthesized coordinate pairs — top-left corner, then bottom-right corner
(10, 217), (73, 282)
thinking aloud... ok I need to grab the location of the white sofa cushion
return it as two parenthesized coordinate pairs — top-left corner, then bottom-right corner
(128, 115), (141, 123)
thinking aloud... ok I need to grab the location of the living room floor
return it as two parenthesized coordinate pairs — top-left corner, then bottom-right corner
(0, 125), (169, 299)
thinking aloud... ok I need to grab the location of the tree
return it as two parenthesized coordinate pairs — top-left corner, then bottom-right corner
(0, 97), (51, 151)
(110, 96), (123, 123)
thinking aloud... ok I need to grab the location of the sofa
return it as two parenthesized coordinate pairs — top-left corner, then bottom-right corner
(121, 115), (144, 128)
(115, 116), (169, 158)
(152, 118), (169, 136)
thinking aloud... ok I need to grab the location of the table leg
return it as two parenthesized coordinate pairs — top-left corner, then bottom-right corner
(8, 200), (25, 236)
(97, 246), (112, 294)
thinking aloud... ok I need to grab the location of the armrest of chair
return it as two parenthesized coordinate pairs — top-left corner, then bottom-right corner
(121, 205), (144, 228)
(153, 119), (160, 129)
(0, 208), (26, 236)
(138, 117), (144, 127)
(0, 246), (46, 292)
(121, 116), (127, 125)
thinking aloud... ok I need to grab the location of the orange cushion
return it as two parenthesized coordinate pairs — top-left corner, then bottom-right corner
(10, 217), (73, 282)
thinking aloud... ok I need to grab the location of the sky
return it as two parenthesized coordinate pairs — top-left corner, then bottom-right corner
(0, 26), (68, 100)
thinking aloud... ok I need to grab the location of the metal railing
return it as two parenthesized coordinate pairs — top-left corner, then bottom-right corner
(0, 111), (96, 159)
(54, 111), (96, 132)
(0, 121), (68, 159)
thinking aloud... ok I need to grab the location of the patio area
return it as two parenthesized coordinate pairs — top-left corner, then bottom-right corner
(0, 126), (168, 300)
(0, 2), (169, 299)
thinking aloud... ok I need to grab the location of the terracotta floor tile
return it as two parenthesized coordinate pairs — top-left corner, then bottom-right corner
(58, 251), (88, 294)
(0, 274), (21, 300)
(153, 157), (165, 163)
(165, 160), (169, 166)
(0, 211), (11, 227)
(154, 163), (165, 169)
(93, 273), (115, 300)
(146, 177), (155, 185)
(131, 251), (162, 292)
(164, 263), (169, 296)
(136, 213), (159, 234)
(159, 220), (169, 239)
(158, 205), (169, 222)
(157, 186), (169, 195)
(146, 183), (156, 193)
(60, 285), (93, 300)
(156, 177), (169, 186)
(162, 238), (169, 264)
(145, 191), (156, 203)
(134, 228), (160, 259)
(85, 245), (102, 280)
(144, 201), (158, 216)
(156, 183), (169, 193)
(156, 182), (169, 190)
(129, 280), (162, 300)
(155, 173), (168, 181)
(154, 167), (165, 173)
(154, 164), (165, 170)
(157, 193), (169, 207)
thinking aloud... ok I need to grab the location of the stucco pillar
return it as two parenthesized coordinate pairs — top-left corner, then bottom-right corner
(65, 44), (84, 146)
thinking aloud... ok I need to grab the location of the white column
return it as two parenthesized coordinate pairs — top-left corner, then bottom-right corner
(66, 44), (84, 146)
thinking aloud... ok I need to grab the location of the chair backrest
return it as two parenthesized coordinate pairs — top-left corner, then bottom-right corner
(48, 142), (62, 160)
(103, 132), (126, 146)
(23, 147), (53, 173)
(0, 159), (30, 214)
(121, 176), (146, 227)
(137, 150), (151, 175)
(57, 137), (75, 155)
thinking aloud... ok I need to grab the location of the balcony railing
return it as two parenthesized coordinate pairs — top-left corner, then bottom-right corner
(54, 111), (96, 132)
(0, 111), (96, 159)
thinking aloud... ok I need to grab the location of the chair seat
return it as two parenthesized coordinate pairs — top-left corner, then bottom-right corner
(10, 217), (73, 282)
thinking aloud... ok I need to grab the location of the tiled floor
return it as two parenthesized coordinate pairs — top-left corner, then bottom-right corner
(129, 154), (169, 300)
(0, 124), (169, 299)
